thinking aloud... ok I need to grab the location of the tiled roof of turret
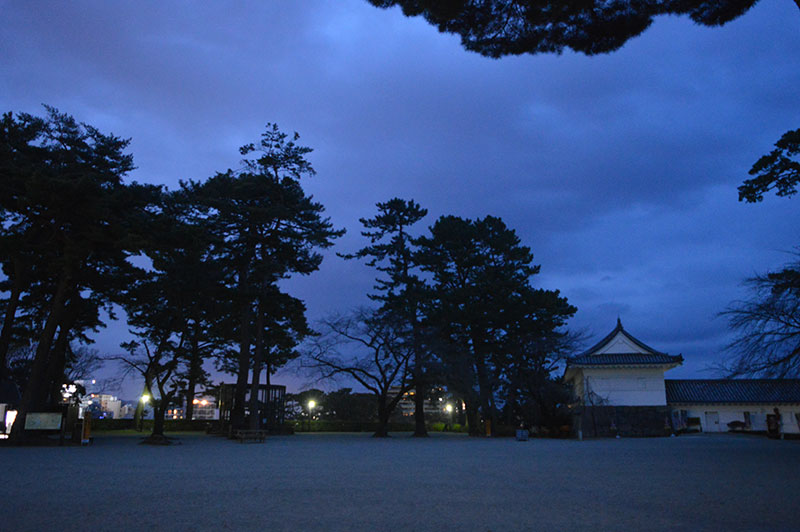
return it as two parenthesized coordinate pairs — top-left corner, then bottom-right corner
(569, 352), (683, 366)
(577, 317), (666, 357)
(566, 318), (682, 367)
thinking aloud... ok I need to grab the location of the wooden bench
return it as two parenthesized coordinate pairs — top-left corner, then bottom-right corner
(233, 429), (268, 443)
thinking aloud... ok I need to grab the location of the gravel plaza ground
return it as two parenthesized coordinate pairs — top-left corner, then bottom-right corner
(1, 432), (799, 531)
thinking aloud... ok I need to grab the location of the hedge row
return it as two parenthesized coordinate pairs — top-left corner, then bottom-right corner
(92, 418), (215, 432)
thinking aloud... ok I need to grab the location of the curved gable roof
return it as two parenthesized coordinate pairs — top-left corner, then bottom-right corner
(567, 319), (683, 368)
(578, 318), (666, 357)
(569, 352), (684, 366)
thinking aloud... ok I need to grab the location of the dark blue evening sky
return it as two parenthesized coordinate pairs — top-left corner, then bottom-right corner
(2, 1), (798, 396)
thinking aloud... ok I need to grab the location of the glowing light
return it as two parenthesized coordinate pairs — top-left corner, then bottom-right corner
(141, 394), (151, 403)
(200, 399), (208, 406)
(192, 398), (200, 405)
(308, 400), (316, 410)
(61, 383), (78, 402)
(5, 410), (18, 432)
(445, 404), (453, 413)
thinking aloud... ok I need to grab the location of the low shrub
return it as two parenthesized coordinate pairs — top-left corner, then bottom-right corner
(429, 422), (468, 433)
(291, 420), (417, 433)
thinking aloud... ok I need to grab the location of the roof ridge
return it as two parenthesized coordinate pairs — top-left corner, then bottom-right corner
(665, 379), (800, 404)
(575, 320), (667, 358)
(567, 352), (683, 368)
(666, 378), (800, 383)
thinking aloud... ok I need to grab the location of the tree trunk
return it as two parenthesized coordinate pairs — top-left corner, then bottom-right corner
(133, 377), (153, 431)
(0, 275), (22, 380)
(44, 294), (81, 407)
(151, 374), (173, 439)
(44, 326), (70, 408)
(465, 400), (481, 436)
(474, 356), (497, 435)
(248, 301), (265, 430)
(231, 234), (255, 430)
(231, 292), (252, 430)
(264, 356), (273, 427)
(184, 324), (201, 421)
(9, 271), (71, 444)
(411, 322), (428, 437)
(152, 403), (165, 437)
(373, 398), (391, 437)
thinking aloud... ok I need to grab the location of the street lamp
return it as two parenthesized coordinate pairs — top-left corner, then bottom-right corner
(138, 394), (150, 432)
(307, 400), (316, 432)
(445, 403), (454, 431)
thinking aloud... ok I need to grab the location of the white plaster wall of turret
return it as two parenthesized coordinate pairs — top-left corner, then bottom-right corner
(582, 368), (668, 406)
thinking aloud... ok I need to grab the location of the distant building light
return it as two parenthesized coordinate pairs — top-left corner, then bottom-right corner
(5, 410), (17, 433)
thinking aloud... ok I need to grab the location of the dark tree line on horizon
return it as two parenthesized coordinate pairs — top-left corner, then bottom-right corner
(308, 199), (578, 437)
(0, 107), (579, 443)
(1, 100), (797, 445)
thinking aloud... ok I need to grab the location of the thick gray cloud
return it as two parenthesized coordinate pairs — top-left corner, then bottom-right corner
(2, 0), (798, 394)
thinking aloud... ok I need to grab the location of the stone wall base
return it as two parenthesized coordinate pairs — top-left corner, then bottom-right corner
(576, 405), (671, 438)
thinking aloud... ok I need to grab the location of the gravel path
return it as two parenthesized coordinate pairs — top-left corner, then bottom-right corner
(1, 432), (798, 531)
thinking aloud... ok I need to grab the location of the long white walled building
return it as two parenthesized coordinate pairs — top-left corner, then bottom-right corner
(666, 379), (800, 434)
(565, 319), (800, 436)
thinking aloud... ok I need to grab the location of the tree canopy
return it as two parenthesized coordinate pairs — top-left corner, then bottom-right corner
(0, 107), (160, 443)
(341, 198), (431, 435)
(187, 123), (343, 429)
(305, 308), (415, 437)
(739, 128), (800, 203)
(417, 214), (576, 435)
(367, 0), (765, 58)
(1, 108), (342, 442)
(721, 255), (800, 378)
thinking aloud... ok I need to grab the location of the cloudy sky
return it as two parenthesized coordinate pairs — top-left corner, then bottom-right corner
(2, 1), (798, 394)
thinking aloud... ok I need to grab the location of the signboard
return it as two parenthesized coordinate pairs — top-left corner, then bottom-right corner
(24, 412), (63, 430)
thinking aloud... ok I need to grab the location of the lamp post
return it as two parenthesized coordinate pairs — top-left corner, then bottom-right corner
(138, 394), (150, 432)
(445, 403), (454, 431)
(307, 400), (316, 432)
